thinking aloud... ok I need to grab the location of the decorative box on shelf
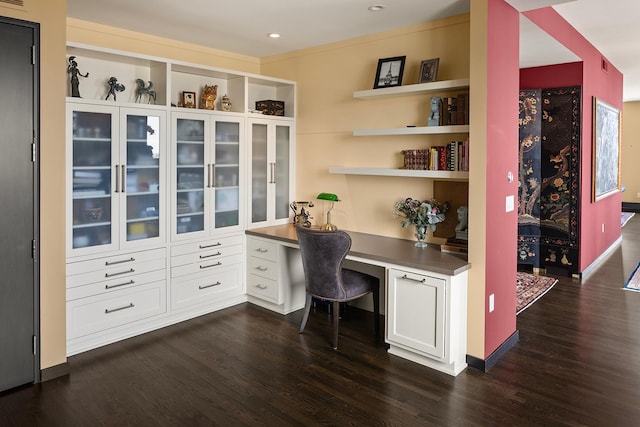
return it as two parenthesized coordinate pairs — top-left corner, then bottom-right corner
(402, 149), (429, 170)
(255, 100), (285, 116)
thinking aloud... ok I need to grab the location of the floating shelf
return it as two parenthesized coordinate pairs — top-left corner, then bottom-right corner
(329, 167), (469, 180)
(353, 125), (469, 137)
(353, 78), (470, 99)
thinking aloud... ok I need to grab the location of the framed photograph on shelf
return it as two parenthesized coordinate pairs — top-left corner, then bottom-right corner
(373, 56), (406, 89)
(418, 58), (440, 83)
(592, 97), (621, 201)
(182, 91), (196, 108)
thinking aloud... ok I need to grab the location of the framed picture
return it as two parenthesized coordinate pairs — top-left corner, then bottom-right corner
(419, 58), (440, 83)
(592, 97), (621, 201)
(182, 91), (196, 108)
(373, 56), (406, 89)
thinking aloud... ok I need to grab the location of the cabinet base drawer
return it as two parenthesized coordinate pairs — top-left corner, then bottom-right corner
(171, 265), (243, 310)
(67, 280), (166, 339)
(247, 273), (279, 304)
(247, 256), (278, 281)
(171, 253), (243, 277)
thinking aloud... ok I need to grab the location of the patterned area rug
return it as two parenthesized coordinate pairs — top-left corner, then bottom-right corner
(623, 262), (640, 292)
(516, 272), (558, 315)
(621, 212), (635, 227)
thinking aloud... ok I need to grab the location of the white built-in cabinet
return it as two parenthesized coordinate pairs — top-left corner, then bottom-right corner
(171, 111), (245, 240)
(65, 43), (296, 356)
(67, 102), (167, 257)
(247, 118), (295, 229)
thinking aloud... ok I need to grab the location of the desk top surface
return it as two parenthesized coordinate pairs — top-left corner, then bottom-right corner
(246, 225), (471, 276)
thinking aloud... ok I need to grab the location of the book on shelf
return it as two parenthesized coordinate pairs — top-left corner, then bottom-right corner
(441, 237), (468, 254)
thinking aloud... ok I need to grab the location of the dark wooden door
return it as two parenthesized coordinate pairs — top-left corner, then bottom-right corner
(0, 17), (40, 392)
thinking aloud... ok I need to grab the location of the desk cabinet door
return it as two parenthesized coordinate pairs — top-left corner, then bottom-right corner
(386, 268), (446, 360)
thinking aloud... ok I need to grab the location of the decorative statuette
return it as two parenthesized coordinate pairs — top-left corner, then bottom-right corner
(105, 77), (125, 101)
(200, 84), (218, 110)
(221, 94), (232, 111)
(67, 56), (89, 98)
(135, 79), (156, 104)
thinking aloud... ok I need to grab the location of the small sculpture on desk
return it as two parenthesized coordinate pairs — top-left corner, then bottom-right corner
(135, 79), (156, 104)
(290, 201), (314, 228)
(455, 206), (468, 241)
(105, 77), (125, 101)
(427, 96), (442, 126)
(67, 56), (89, 98)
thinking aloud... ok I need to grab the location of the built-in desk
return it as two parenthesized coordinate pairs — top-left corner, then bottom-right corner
(245, 225), (470, 376)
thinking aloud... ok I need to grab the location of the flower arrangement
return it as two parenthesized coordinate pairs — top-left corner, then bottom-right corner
(393, 197), (449, 247)
(394, 197), (449, 230)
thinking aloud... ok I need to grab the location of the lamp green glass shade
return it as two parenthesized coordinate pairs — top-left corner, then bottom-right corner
(316, 192), (339, 201)
(316, 193), (339, 231)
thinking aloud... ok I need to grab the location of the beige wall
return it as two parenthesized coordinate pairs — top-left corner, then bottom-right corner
(261, 15), (470, 240)
(1, 0), (67, 369)
(622, 102), (640, 203)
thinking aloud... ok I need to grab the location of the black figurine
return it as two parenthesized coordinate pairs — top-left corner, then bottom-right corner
(67, 56), (89, 98)
(105, 77), (125, 101)
(135, 79), (156, 104)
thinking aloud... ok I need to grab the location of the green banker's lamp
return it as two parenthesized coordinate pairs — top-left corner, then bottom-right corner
(317, 192), (340, 231)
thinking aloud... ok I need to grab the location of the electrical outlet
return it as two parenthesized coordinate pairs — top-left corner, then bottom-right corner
(637, 192), (640, 198)
(602, 223), (605, 233)
(489, 294), (495, 312)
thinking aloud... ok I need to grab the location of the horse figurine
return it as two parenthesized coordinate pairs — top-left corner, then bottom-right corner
(135, 79), (157, 104)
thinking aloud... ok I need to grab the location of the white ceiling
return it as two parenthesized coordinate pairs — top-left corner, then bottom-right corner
(66, 0), (640, 101)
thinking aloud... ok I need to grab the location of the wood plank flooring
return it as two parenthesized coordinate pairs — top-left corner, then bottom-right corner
(2, 217), (640, 426)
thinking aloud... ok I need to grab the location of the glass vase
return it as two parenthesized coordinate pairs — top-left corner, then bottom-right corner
(414, 225), (428, 248)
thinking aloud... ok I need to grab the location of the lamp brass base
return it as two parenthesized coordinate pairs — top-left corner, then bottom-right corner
(320, 223), (338, 231)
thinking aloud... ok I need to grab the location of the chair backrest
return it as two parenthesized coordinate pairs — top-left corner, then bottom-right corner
(295, 225), (351, 300)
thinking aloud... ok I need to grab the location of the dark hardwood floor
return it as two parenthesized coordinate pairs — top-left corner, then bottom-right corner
(3, 217), (640, 426)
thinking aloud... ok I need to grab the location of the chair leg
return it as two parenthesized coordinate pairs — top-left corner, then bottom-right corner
(372, 286), (380, 337)
(299, 293), (313, 334)
(332, 301), (340, 349)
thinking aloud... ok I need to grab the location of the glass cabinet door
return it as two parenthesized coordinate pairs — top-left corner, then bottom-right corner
(175, 117), (206, 235)
(123, 112), (164, 243)
(274, 124), (291, 221)
(251, 122), (268, 223)
(70, 108), (117, 252)
(213, 120), (241, 229)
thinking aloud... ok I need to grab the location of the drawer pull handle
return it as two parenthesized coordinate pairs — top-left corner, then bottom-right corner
(256, 248), (268, 253)
(199, 281), (221, 290)
(105, 280), (135, 290)
(105, 268), (135, 278)
(199, 242), (222, 249)
(255, 266), (268, 272)
(199, 252), (222, 259)
(200, 262), (222, 269)
(401, 274), (426, 284)
(105, 257), (135, 266)
(255, 284), (268, 290)
(105, 303), (134, 314)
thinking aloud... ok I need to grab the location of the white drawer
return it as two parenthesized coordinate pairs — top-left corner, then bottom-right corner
(171, 264), (243, 310)
(171, 235), (243, 257)
(247, 273), (280, 304)
(67, 269), (167, 301)
(246, 238), (278, 262)
(171, 243), (243, 268)
(67, 258), (166, 289)
(66, 247), (166, 277)
(171, 252), (244, 278)
(66, 280), (167, 339)
(247, 256), (278, 281)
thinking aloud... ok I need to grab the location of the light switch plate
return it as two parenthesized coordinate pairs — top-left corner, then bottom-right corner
(506, 195), (514, 212)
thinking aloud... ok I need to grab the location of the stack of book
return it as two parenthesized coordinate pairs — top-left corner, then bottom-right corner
(439, 94), (470, 126)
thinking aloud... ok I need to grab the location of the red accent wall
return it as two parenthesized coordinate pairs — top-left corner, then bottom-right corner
(483, 0), (520, 357)
(520, 62), (583, 89)
(523, 7), (623, 271)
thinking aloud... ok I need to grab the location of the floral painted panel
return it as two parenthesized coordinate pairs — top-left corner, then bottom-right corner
(518, 86), (581, 275)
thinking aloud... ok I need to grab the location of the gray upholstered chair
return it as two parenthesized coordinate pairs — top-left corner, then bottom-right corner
(296, 225), (380, 349)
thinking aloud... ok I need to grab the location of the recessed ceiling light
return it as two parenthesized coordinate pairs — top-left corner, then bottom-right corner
(368, 5), (384, 11)
(268, 33), (281, 38)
